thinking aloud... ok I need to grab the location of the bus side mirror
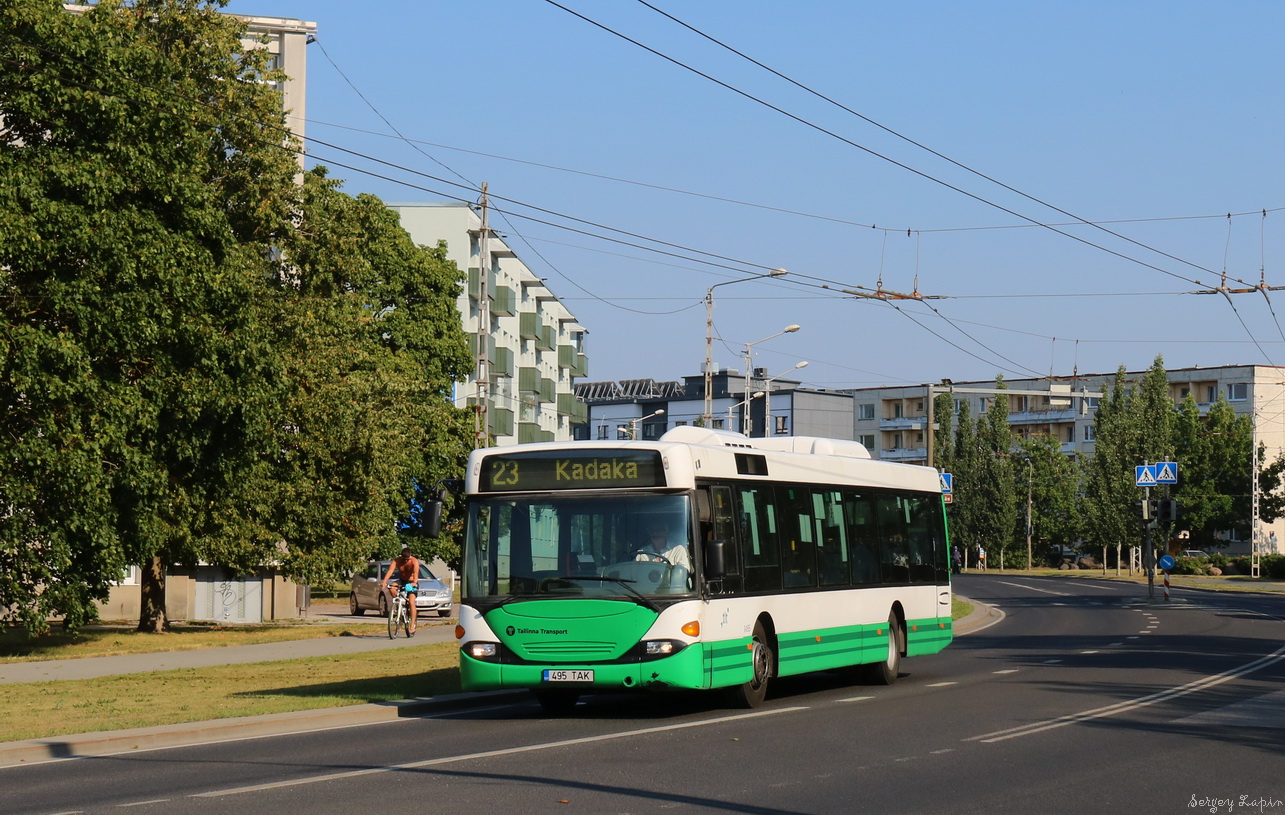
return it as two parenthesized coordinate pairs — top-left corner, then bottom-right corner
(704, 540), (726, 580)
(424, 498), (444, 539)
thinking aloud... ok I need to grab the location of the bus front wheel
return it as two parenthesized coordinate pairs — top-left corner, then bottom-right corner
(730, 620), (773, 708)
(866, 614), (902, 685)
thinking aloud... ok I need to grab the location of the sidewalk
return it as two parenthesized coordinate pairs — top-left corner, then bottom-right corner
(0, 597), (999, 768)
(0, 619), (457, 685)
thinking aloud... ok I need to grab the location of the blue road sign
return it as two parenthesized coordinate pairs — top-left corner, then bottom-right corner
(940, 472), (953, 494)
(1158, 554), (1176, 571)
(1155, 461), (1178, 485)
(1135, 465), (1158, 487)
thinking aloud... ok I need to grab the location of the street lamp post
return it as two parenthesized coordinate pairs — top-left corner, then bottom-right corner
(743, 324), (801, 435)
(762, 361), (808, 437)
(628, 409), (665, 440)
(727, 391), (765, 431)
(703, 268), (789, 424)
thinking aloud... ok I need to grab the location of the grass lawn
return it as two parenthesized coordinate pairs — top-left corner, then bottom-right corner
(0, 642), (461, 743)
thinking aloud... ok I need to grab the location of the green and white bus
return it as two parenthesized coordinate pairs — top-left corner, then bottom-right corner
(445, 426), (953, 711)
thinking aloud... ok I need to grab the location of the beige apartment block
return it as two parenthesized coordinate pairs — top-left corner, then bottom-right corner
(390, 203), (589, 445)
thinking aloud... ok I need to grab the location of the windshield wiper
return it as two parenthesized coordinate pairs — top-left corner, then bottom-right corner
(551, 575), (661, 612)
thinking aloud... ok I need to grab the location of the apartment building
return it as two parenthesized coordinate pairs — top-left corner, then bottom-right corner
(390, 203), (589, 444)
(574, 367), (854, 441)
(849, 365), (1285, 554)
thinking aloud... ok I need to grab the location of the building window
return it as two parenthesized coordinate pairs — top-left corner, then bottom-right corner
(616, 424), (629, 439)
(858, 403), (875, 421)
(1228, 383), (1248, 401)
(713, 418), (725, 429)
(1205, 386), (1217, 403)
(596, 425), (609, 440)
(1066, 426), (1074, 443)
(893, 403), (903, 419)
(1084, 425), (1096, 442)
(858, 434), (875, 448)
(775, 415), (788, 434)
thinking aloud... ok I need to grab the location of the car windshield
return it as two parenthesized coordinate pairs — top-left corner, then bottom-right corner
(463, 493), (694, 601)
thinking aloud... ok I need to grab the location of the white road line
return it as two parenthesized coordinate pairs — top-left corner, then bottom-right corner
(926, 682), (958, 687)
(191, 707), (809, 797)
(993, 669), (1020, 675)
(996, 581), (1070, 597)
(965, 642), (1285, 744)
(837, 696), (875, 703)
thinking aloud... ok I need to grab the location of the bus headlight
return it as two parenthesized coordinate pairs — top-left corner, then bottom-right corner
(643, 640), (685, 657)
(464, 641), (499, 660)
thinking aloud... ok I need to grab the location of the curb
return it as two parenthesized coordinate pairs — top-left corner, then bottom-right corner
(0, 690), (523, 769)
(953, 594), (1003, 636)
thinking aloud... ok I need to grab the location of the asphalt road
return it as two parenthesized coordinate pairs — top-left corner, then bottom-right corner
(3, 575), (1283, 815)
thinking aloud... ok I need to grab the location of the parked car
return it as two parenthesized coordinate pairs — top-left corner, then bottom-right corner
(349, 560), (453, 618)
(1179, 549), (1210, 560)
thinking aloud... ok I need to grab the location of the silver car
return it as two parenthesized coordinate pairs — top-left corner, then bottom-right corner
(349, 560), (453, 618)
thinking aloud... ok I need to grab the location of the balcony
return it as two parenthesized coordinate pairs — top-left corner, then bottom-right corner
(518, 311), (541, 340)
(490, 346), (514, 379)
(536, 325), (556, 352)
(518, 367), (540, 394)
(879, 446), (928, 464)
(880, 417), (925, 432)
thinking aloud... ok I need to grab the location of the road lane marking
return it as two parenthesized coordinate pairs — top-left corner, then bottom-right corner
(965, 641), (1285, 743)
(837, 696), (875, 703)
(993, 669), (1020, 675)
(191, 706), (809, 797)
(996, 581), (1070, 596)
(925, 682), (958, 687)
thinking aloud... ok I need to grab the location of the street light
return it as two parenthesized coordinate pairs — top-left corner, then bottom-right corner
(762, 361), (808, 437)
(743, 324), (801, 433)
(727, 391), (765, 431)
(628, 409), (665, 440)
(703, 268), (789, 424)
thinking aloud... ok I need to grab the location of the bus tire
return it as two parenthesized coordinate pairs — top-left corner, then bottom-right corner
(866, 614), (902, 685)
(534, 689), (580, 714)
(730, 619), (773, 708)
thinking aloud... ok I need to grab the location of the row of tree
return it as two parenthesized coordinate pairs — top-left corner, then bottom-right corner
(1, 0), (473, 634)
(937, 358), (1285, 567)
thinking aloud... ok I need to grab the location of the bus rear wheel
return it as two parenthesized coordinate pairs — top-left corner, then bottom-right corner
(866, 614), (902, 685)
(730, 620), (773, 708)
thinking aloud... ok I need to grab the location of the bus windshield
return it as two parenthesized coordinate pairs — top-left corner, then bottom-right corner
(464, 493), (694, 601)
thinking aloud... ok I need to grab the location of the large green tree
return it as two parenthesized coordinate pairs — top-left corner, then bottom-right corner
(1, 0), (300, 632)
(271, 168), (473, 582)
(1, 0), (472, 634)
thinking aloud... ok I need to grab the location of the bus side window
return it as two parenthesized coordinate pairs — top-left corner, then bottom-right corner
(705, 485), (741, 592)
(815, 490), (849, 587)
(844, 490), (880, 585)
(875, 493), (911, 583)
(778, 487), (817, 589)
(739, 485), (781, 593)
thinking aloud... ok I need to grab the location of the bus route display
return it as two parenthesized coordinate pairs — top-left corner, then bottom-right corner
(479, 449), (665, 492)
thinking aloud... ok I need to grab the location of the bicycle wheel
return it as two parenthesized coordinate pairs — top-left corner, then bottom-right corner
(387, 599), (400, 639)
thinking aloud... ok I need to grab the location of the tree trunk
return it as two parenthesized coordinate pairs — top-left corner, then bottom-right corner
(138, 556), (169, 633)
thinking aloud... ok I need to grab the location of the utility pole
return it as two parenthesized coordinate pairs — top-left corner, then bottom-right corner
(474, 182), (491, 450)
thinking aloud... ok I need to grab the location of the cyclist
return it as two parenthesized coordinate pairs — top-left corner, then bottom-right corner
(380, 547), (422, 636)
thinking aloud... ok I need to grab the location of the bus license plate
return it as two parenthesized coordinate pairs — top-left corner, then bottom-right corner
(542, 669), (593, 683)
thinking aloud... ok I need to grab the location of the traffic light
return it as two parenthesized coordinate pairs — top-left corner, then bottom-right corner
(1156, 499), (1179, 524)
(1132, 499), (1149, 521)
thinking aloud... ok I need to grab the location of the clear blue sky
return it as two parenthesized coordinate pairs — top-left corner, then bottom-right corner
(233, 0), (1285, 391)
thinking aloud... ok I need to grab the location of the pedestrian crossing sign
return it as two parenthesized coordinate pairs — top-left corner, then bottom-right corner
(1155, 461), (1178, 484)
(1135, 465), (1157, 487)
(939, 472), (953, 494)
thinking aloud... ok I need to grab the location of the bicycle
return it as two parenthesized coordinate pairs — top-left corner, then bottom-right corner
(386, 582), (413, 639)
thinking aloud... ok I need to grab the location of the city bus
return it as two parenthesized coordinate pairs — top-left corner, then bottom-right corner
(438, 426), (953, 711)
